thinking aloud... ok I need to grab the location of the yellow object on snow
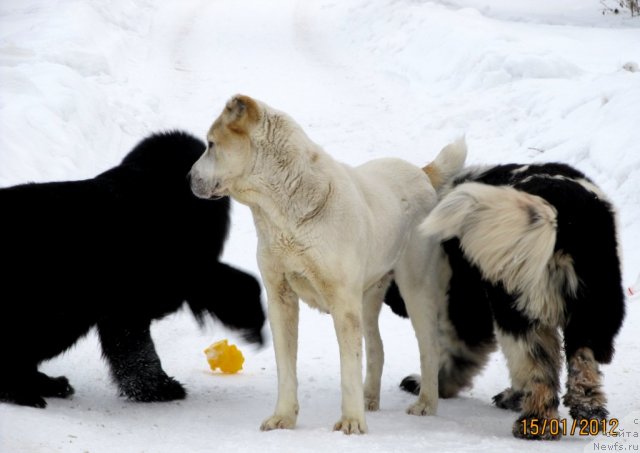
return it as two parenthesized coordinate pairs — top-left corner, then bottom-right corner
(204, 339), (244, 374)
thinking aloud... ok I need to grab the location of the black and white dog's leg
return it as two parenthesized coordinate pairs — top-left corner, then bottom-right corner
(437, 238), (497, 398)
(438, 329), (497, 399)
(97, 320), (186, 402)
(493, 324), (525, 412)
(498, 327), (562, 440)
(560, 239), (624, 427)
(562, 348), (608, 423)
(492, 386), (524, 412)
(363, 274), (391, 411)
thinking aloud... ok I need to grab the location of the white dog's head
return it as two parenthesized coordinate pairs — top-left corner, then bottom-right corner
(189, 94), (264, 200)
(190, 94), (320, 211)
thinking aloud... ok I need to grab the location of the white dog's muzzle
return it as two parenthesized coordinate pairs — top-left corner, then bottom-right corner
(189, 165), (224, 200)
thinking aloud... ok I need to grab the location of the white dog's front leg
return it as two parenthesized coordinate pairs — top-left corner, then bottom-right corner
(260, 279), (300, 431)
(330, 295), (367, 434)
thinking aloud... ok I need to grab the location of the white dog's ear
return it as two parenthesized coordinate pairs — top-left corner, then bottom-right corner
(225, 94), (260, 133)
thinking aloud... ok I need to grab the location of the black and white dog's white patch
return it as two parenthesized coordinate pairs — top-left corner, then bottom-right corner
(385, 162), (625, 440)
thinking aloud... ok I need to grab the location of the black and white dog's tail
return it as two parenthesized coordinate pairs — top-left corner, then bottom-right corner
(420, 182), (558, 298)
(393, 182), (559, 398)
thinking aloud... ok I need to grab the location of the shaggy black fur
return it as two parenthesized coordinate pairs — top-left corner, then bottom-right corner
(0, 131), (265, 408)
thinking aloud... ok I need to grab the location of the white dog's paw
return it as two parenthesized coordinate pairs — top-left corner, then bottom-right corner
(333, 416), (368, 434)
(364, 396), (379, 411)
(260, 414), (297, 431)
(406, 400), (437, 416)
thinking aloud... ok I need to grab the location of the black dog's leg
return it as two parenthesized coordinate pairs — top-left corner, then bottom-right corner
(97, 320), (186, 402)
(0, 359), (48, 408)
(0, 370), (74, 408)
(35, 372), (74, 398)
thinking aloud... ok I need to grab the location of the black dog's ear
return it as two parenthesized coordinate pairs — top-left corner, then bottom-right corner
(224, 94), (260, 133)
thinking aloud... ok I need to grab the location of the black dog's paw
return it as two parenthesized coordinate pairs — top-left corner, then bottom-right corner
(399, 374), (421, 395)
(17, 394), (48, 408)
(493, 387), (524, 412)
(121, 375), (187, 402)
(37, 374), (75, 398)
(0, 390), (47, 408)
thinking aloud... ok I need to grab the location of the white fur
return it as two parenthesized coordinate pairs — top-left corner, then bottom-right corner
(419, 182), (567, 325)
(190, 95), (466, 433)
(426, 136), (467, 188)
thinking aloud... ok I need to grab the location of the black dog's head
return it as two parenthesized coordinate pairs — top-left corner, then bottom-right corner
(115, 130), (266, 345)
(102, 130), (231, 256)
(118, 130), (208, 194)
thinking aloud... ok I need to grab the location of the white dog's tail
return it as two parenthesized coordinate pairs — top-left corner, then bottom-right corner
(420, 182), (558, 295)
(423, 137), (467, 191)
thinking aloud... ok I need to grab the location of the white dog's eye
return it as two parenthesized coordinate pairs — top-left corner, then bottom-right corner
(207, 141), (215, 150)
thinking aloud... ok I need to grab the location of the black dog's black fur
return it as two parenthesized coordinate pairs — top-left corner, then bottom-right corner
(0, 131), (265, 408)
(385, 162), (625, 439)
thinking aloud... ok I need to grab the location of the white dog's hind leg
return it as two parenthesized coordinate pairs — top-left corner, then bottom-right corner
(363, 274), (392, 411)
(395, 238), (444, 416)
(260, 278), (300, 431)
(330, 290), (367, 434)
(400, 287), (439, 416)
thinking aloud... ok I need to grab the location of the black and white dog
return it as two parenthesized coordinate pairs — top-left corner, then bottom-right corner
(0, 131), (265, 408)
(385, 162), (625, 440)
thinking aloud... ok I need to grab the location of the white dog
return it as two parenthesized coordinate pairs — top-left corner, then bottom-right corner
(190, 95), (466, 434)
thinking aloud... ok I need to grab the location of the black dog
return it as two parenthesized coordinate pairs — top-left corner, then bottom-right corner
(0, 131), (265, 408)
(385, 162), (625, 440)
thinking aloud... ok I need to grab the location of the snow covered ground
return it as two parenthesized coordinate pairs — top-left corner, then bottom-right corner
(1, 1), (639, 451)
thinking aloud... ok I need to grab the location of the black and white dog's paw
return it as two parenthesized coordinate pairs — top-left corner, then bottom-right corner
(399, 374), (421, 395)
(492, 387), (524, 412)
